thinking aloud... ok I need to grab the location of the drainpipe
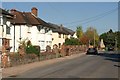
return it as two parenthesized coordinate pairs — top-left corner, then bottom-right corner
(2, 25), (3, 38)
(19, 25), (21, 40)
(1, 25), (3, 47)
(13, 23), (15, 52)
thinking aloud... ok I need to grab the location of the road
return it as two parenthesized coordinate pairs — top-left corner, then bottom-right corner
(9, 52), (120, 78)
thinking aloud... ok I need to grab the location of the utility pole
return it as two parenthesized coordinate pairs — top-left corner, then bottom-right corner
(94, 29), (95, 47)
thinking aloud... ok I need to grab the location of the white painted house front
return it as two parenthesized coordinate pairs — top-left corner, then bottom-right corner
(9, 7), (53, 52)
(0, 8), (13, 51)
(1, 7), (75, 52)
(48, 23), (75, 49)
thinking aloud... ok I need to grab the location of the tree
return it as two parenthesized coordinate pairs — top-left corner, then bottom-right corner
(106, 29), (115, 48)
(115, 31), (120, 49)
(80, 34), (89, 45)
(76, 26), (83, 39)
(85, 27), (99, 46)
(100, 29), (120, 49)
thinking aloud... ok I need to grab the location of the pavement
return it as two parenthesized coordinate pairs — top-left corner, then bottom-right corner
(2, 52), (85, 78)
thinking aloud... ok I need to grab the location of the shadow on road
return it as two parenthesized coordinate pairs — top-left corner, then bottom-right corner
(114, 64), (120, 67)
(97, 52), (120, 63)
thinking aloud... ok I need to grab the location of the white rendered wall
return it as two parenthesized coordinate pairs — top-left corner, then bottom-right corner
(45, 30), (52, 49)
(52, 32), (65, 49)
(10, 25), (28, 52)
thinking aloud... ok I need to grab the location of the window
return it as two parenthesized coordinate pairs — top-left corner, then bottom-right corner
(6, 25), (10, 34)
(59, 33), (61, 38)
(0, 16), (3, 25)
(37, 25), (43, 32)
(40, 29), (45, 34)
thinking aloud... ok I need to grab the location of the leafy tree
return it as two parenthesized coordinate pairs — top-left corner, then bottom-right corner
(100, 29), (120, 49)
(76, 26), (83, 38)
(80, 34), (89, 45)
(85, 27), (99, 46)
(114, 31), (120, 49)
(106, 29), (115, 48)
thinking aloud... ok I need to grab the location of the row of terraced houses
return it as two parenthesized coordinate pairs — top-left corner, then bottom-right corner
(0, 7), (77, 52)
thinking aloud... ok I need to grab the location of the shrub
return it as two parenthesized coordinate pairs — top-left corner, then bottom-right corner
(25, 45), (40, 56)
(64, 38), (81, 45)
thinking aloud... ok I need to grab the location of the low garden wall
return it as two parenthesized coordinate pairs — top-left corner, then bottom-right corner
(1, 45), (87, 68)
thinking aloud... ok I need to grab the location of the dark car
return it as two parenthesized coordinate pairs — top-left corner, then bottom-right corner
(86, 48), (98, 55)
(108, 47), (114, 51)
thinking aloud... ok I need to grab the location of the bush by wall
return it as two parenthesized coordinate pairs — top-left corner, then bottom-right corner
(64, 38), (81, 45)
(25, 45), (40, 56)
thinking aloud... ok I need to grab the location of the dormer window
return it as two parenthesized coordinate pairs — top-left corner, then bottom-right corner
(45, 28), (51, 34)
(37, 25), (43, 32)
(40, 27), (45, 33)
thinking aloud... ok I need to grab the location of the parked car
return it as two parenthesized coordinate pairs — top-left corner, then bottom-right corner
(108, 47), (114, 51)
(86, 48), (98, 55)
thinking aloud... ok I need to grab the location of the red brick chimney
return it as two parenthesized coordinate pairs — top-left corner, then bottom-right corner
(31, 7), (38, 17)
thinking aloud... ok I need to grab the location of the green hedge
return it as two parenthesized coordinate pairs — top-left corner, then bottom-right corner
(64, 38), (81, 45)
(25, 45), (40, 56)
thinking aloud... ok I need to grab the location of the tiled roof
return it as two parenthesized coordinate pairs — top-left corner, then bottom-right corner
(0, 8), (13, 18)
(10, 9), (52, 28)
(10, 10), (26, 25)
(62, 27), (75, 35)
(23, 12), (40, 25)
(48, 23), (75, 35)
(37, 18), (54, 29)
(8, 8), (74, 35)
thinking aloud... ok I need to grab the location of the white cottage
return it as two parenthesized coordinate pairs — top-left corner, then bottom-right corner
(48, 23), (75, 49)
(9, 7), (53, 52)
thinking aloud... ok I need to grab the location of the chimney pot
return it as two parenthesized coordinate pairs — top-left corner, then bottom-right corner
(31, 7), (38, 17)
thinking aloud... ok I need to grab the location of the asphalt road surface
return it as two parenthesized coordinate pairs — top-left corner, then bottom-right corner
(10, 52), (120, 78)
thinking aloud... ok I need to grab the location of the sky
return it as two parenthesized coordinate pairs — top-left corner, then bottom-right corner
(1, 0), (120, 2)
(2, 2), (118, 35)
